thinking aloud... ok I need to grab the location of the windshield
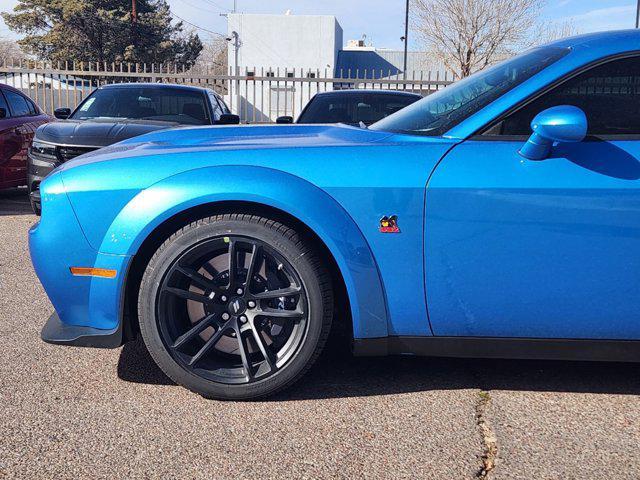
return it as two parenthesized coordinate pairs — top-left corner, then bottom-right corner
(298, 93), (419, 125)
(71, 86), (210, 125)
(370, 47), (570, 136)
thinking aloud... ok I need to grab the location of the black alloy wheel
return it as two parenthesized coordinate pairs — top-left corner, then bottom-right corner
(138, 214), (333, 400)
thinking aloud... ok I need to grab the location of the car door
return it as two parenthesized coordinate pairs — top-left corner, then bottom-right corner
(0, 89), (26, 188)
(0, 88), (42, 188)
(425, 54), (640, 340)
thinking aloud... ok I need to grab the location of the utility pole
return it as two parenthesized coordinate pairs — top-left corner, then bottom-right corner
(233, 0), (237, 13)
(231, 30), (240, 115)
(131, 0), (137, 50)
(636, 0), (640, 28)
(402, 0), (409, 82)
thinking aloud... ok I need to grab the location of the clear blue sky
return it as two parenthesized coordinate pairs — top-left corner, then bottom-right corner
(0, 0), (638, 50)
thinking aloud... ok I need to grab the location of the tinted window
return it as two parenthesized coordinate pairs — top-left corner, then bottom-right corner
(0, 91), (9, 118)
(298, 93), (419, 125)
(370, 47), (570, 136)
(26, 98), (37, 115)
(4, 90), (31, 117)
(71, 87), (210, 125)
(218, 97), (230, 114)
(208, 93), (222, 121)
(497, 56), (640, 136)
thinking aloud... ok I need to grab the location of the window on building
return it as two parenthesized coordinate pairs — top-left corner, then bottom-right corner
(270, 87), (295, 117)
(495, 55), (640, 137)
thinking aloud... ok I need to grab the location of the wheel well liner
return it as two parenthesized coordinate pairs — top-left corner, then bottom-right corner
(122, 201), (352, 340)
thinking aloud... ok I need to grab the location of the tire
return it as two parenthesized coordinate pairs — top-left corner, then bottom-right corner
(137, 213), (333, 400)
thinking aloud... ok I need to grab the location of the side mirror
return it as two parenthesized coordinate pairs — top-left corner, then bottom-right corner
(0, 107), (6, 119)
(54, 108), (71, 120)
(276, 116), (294, 124)
(519, 105), (587, 160)
(216, 113), (240, 125)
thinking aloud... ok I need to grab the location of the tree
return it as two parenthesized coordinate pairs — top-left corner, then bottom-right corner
(191, 36), (228, 75)
(412, 0), (544, 78)
(1, 0), (203, 66)
(0, 37), (23, 61)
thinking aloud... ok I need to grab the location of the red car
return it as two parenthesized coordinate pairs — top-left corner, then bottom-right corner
(0, 84), (50, 189)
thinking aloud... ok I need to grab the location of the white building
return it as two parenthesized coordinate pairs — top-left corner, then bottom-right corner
(226, 13), (343, 121)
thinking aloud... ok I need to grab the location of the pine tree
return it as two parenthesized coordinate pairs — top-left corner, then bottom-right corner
(1, 0), (203, 66)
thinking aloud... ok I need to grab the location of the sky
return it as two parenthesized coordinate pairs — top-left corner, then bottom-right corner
(0, 0), (638, 50)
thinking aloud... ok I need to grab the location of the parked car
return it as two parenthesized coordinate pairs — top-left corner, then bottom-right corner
(27, 83), (238, 213)
(31, 30), (640, 400)
(276, 89), (421, 126)
(0, 84), (50, 189)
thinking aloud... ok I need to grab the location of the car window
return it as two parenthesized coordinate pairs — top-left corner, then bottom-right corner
(71, 87), (211, 125)
(297, 93), (419, 125)
(0, 91), (10, 118)
(26, 98), (38, 115)
(370, 46), (570, 136)
(208, 93), (222, 121)
(4, 90), (31, 117)
(218, 97), (231, 114)
(494, 55), (640, 137)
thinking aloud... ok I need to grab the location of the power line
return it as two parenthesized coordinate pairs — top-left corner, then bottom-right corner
(170, 9), (227, 37)
(175, 0), (222, 13)
(197, 0), (231, 12)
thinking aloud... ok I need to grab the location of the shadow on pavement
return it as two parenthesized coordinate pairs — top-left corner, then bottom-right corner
(0, 188), (33, 216)
(117, 332), (640, 400)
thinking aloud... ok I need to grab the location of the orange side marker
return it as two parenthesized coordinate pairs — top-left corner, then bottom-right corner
(70, 267), (117, 278)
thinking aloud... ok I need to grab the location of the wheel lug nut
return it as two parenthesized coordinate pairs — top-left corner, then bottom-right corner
(221, 313), (230, 321)
(221, 295), (227, 302)
(236, 288), (243, 295)
(240, 315), (247, 324)
(248, 300), (256, 308)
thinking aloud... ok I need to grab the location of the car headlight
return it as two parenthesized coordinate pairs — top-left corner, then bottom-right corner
(29, 140), (57, 162)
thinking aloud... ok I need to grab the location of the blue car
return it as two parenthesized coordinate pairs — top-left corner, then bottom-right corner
(30, 30), (640, 400)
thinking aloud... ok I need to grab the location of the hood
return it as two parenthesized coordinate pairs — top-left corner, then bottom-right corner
(35, 118), (181, 147)
(58, 125), (394, 174)
(65, 124), (395, 167)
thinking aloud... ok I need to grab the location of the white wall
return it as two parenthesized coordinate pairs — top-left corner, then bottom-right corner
(226, 13), (343, 121)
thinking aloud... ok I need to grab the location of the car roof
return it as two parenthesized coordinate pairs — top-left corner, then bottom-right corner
(548, 29), (640, 56)
(99, 82), (220, 96)
(315, 89), (422, 98)
(0, 83), (27, 95)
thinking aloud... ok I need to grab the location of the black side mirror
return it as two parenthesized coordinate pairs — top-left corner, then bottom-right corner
(276, 116), (294, 124)
(216, 113), (240, 125)
(0, 107), (6, 119)
(54, 108), (71, 120)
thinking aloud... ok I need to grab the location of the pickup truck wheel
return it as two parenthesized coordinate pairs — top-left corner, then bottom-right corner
(137, 214), (333, 400)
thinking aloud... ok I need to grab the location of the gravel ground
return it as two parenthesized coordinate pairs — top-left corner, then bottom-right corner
(1, 189), (640, 479)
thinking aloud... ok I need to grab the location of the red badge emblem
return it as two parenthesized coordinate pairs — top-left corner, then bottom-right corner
(379, 215), (400, 233)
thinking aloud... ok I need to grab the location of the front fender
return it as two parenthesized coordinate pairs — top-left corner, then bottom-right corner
(101, 166), (388, 339)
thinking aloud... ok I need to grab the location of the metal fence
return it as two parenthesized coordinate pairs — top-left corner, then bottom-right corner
(0, 59), (455, 123)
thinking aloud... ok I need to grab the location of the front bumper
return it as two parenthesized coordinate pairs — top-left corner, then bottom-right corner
(27, 152), (59, 215)
(29, 172), (132, 347)
(41, 312), (124, 348)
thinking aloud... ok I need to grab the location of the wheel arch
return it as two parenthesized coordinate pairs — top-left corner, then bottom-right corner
(113, 166), (389, 341)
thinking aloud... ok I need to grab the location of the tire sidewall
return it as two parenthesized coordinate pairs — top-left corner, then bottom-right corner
(138, 217), (328, 400)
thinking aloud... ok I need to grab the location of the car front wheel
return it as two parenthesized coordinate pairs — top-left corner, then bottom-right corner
(137, 213), (333, 400)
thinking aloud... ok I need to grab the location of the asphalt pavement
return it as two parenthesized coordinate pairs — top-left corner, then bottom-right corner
(1, 189), (639, 479)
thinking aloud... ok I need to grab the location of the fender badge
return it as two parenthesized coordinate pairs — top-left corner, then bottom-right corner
(379, 215), (400, 233)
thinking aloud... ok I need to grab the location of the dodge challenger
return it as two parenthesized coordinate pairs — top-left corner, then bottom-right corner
(30, 30), (640, 400)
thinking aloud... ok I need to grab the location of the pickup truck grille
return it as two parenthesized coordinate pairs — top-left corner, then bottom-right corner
(57, 146), (98, 163)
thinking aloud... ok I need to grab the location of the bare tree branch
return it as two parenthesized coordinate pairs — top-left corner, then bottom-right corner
(413, 0), (545, 77)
